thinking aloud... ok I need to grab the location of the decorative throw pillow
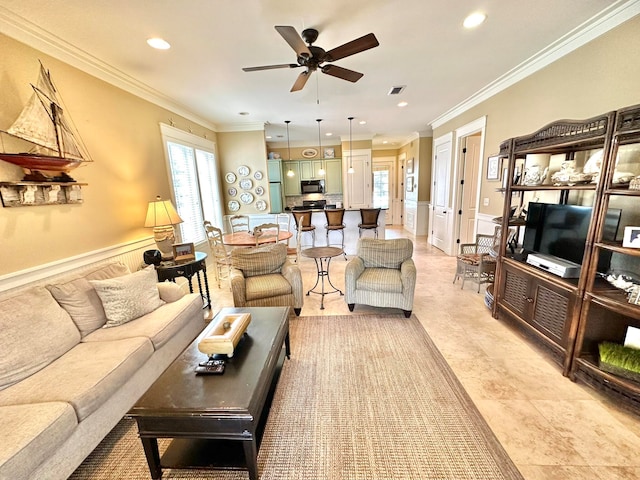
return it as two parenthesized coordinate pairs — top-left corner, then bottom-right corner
(46, 262), (130, 336)
(90, 266), (165, 328)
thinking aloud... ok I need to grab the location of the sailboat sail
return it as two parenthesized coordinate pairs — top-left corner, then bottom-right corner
(0, 62), (91, 172)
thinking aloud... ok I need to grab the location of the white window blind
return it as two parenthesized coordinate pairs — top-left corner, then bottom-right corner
(160, 124), (222, 246)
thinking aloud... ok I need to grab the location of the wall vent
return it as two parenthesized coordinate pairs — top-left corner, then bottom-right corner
(388, 85), (406, 95)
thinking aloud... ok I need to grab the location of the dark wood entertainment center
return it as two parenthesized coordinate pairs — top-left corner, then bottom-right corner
(493, 104), (640, 411)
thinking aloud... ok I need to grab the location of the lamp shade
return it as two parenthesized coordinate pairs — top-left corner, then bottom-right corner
(144, 196), (183, 227)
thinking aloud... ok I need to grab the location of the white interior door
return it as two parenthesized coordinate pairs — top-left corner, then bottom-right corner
(431, 134), (452, 253)
(458, 134), (481, 244)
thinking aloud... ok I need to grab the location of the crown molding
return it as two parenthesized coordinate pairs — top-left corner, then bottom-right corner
(0, 6), (218, 131)
(430, 0), (640, 128)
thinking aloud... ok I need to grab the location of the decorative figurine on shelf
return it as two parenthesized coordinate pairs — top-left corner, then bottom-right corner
(523, 165), (548, 186)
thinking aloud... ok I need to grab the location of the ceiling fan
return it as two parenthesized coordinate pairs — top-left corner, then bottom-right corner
(242, 26), (379, 92)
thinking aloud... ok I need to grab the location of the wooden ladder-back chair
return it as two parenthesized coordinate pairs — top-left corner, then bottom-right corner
(253, 223), (280, 246)
(228, 215), (250, 233)
(204, 221), (232, 289)
(292, 210), (316, 248)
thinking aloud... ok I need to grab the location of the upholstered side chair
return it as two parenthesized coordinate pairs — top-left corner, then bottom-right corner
(345, 238), (416, 318)
(230, 242), (303, 316)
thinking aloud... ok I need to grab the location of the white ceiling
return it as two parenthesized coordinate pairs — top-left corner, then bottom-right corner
(0, 0), (635, 148)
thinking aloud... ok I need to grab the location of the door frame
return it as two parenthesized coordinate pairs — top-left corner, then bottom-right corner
(450, 116), (487, 255)
(429, 133), (453, 253)
(372, 156), (396, 225)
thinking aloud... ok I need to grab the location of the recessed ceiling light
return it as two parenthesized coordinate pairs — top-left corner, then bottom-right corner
(325, 132), (332, 136)
(397, 101), (408, 107)
(359, 120), (367, 125)
(266, 135), (272, 139)
(382, 140), (388, 144)
(147, 37), (171, 50)
(463, 12), (486, 29)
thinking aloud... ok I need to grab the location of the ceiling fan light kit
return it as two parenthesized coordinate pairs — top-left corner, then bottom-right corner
(242, 26), (379, 92)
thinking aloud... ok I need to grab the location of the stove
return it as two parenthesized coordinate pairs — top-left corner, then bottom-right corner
(292, 200), (326, 210)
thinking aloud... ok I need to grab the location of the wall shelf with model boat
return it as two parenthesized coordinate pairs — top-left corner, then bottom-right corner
(0, 181), (87, 207)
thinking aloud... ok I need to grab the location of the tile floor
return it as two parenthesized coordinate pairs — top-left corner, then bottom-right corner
(204, 226), (640, 480)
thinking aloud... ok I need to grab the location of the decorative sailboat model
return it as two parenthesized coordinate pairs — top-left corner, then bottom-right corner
(0, 62), (92, 181)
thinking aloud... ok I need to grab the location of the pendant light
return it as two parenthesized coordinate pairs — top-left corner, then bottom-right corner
(316, 118), (325, 176)
(285, 120), (294, 177)
(347, 116), (355, 174)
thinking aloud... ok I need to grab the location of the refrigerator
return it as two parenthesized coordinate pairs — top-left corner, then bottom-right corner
(269, 182), (283, 213)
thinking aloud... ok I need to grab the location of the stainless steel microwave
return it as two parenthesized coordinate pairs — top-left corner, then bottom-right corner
(301, 180), (324, 194)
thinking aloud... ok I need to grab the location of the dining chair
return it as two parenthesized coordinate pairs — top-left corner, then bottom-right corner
(203, 221), (232, 289)
(253, 223), (280, 246)
(286, 215), (304, 264)
(228, 215), (250, 233)
(275, 213), (292, 246)
(292, 210), (316, 248)
(358, 208), (381, 238)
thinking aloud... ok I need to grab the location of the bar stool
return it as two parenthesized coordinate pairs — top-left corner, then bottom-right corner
(292, 210), (316, 248)
(324, 208), (347, 259)
(358, 208), (381, 238)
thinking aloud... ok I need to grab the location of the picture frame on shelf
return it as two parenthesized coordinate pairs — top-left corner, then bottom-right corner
(323, 147), (335, 159)
(407, 158), (414, 174)
(487, 155), (501, 181)
(172, 242), (196, 263)
(622, 226), (640, 248)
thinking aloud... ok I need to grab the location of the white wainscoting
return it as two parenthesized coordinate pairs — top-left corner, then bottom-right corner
(0, 237), (157, 295)
(404, 200), (430, 236)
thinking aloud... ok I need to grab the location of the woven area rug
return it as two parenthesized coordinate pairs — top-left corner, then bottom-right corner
(70, 314), (523, 479)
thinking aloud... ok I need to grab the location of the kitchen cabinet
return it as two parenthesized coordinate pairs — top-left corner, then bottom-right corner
(324, 158), (342, 194)
(300, 160), (325, 180)
(283, 161), (301, 195)
(267, 159), (282, 182)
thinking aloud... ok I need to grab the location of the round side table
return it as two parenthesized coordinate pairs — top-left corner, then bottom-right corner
(301, 246), (344, 310)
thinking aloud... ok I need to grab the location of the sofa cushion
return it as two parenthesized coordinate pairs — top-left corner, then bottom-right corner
(90, 266), (165, 328)
(232, 243), (287, 277)
(82, 293), (203, 350)
(157, 281), (185, 303)
(356, 268), (403, 293)
(0, 287), (81, 391)
(358, 238), (413, 269)
(46, 262), (130, 336)
(0, 402), (77, 480)
(0, 337), (153, 421)
(245, 273), (292, 301)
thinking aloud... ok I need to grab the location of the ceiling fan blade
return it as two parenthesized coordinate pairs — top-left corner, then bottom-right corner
(321, 64), (363, 83)
(243, 63), (300, 72)
(291, 70), (311, 92)
(325, 33), (379, 62)
(275, 26), (311, 57)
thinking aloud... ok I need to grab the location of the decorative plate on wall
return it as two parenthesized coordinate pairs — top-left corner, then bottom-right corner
(255, 200), (267, 211)
(228, 187), (237, 197)
(240, 192), (254, 204)
(228, 200), (240, 212)
(239, 178), (253, 190)
(254, 170), (263, 180)
(238, 165), (250, 177)
(302, 148), (318, 158)
(255, 186), (264, 196)
(225, 172), (237, 183)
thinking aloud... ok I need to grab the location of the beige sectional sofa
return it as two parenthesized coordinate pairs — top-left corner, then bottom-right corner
(0, 262), (205, 480)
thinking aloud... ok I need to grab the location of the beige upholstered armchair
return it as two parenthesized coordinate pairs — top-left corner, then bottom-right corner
(345, 238), (417, 318)
(230, 242), (304, 316)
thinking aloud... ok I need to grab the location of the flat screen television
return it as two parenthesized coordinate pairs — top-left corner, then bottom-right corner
(522, 202), (621, 273)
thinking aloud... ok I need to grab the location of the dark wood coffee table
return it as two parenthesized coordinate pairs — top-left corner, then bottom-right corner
(128, 306), (290, 480)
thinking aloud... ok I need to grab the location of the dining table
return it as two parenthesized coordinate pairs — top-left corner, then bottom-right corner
(222, 230), (293, 247)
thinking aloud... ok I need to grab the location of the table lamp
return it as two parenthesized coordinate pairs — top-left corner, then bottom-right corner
(144, 196), (183, 260)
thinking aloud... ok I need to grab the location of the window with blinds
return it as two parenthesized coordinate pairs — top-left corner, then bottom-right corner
(160, 124), (222, 245)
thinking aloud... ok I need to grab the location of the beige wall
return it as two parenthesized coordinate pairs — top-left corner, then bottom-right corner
(432, 15), (640, 217)
(0, 34), (216, 275)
